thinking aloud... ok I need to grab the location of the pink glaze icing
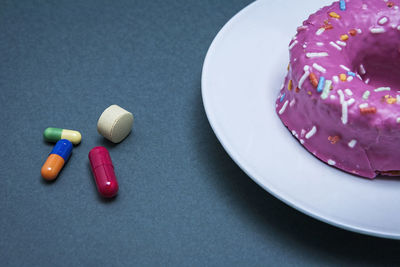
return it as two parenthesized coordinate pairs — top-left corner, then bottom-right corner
(276, 0), (400, 178)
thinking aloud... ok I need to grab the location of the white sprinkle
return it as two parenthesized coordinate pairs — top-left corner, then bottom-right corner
(375, 87), (391, 92)
(347, 76), (354, 82)
(359, 103), (369, 109)
(395, 6), (399, 10)
(347, 98), (355, 106)
(362, 91), (370, 100)
(304, 65), (310, 71)
(312, 63), (326, 73)
(300, 139), (305, 144)
(365, 78), (370, 84)
(330, 95), (336, 100)
(303, 44), (307, 49)
(359, 64), (366, 75)
(321, 80), (332, 100)
(341, 101), (348, 125)
(392, 24), (397, 29)
(362, 4), (368, 9)
(289, 40), (298, 50)
(306, 52), (329, 58)
(278, 100), (289, 115)
(357, 29), (362, 34)
(299, 70), (310, 89)
(344, 89), (353, 96)
(316, 42), (324, 46)
(397, 118), (400, 124)
(329, 41), (342, 51)
(397, 95), (400, 104)
(379, 17), (388, 25)
(397, 25), (400, 31)
(328, 159), (336, 166)
(289, 99), (296, 107)
(348, 140), (357, 148)
(356, 74), (363, 80)
(333, 75), (339, 83)
(370, 27), (385, 34)
(336, 40), (347, 47)
(340, 65), (350, 71)
(338, 89), (345, 104)
(301, 129), (306, 137)
(305, 126), (317, 139)
(316, 28), (325, 35)
(292, 130), (297, 136)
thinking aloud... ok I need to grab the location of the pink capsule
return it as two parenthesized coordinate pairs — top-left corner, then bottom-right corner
(88, 147), (119, 198)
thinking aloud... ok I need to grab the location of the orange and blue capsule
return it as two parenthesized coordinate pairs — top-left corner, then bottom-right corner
(41, 139), (72, 181)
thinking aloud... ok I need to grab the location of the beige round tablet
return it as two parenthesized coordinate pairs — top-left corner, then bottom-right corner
(97, 105), (134, 143)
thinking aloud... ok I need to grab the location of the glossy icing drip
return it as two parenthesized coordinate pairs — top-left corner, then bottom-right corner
(276, 0), (400, 178)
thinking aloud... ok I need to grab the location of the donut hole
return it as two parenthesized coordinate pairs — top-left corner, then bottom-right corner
(353, 47), (400, 88)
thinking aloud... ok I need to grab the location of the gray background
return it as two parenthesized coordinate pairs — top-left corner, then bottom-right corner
(1, 0), (400, 266)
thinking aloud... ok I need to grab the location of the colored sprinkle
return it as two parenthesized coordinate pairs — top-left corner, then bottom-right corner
(323, 24), (334, 30)
(379, 17), (389, 25)
(374, 87), (391, 92)
(370, 28), (385, 34)
(360, 107), (377, 115)
(317, 77), (326, 93)
(307, 91), (312, 96)
(359, 64), (366, 75)
(328, 159), (336, 166)
(305, 126), (317, 139)
(289, 40), (298, 50)
(347, 71), (356, 77)
(280, 93), (286, 102)
(313, 63), (326, 73)
(328, 135), (340, 144)
(279, 100), (289, 115)
(288, 80), (293, 91)
(306, 52), (329, 58)
(299, 70), (311, 89)
(344, 89), (353, 96)
(388, 2), (395, 8)
(309, 73), (319, 87)
(386, 96), (397, 104)
(348, 139), (357, 148)
(340, 0), (346, 11)
(321, 80), (332, 100)
(349, 29), (357, 36)
(362, 90), (370, 100)
(329, 12), (341, 19)
(295, 87), (300, 93)
(316, 28), (325, 35)
(339, 74), (347, 81)
(329, 41), (342, 51)
(340, 34), (349, 41)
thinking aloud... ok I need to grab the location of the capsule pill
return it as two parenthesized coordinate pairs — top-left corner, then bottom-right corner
(44, 127), (81, 145)
(41, 139), (73, 181)
(88, 146), (119, 198)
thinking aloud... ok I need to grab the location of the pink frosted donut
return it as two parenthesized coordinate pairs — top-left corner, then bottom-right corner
(276, 0), (400, 178)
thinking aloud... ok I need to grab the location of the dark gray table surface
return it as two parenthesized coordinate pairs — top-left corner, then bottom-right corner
(1, 0), (400, 266)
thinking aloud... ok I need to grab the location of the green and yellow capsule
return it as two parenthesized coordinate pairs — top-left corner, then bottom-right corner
(43, 127), (81, 145)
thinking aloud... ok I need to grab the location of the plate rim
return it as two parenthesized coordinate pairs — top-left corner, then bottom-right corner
(201, 0), (400, 240)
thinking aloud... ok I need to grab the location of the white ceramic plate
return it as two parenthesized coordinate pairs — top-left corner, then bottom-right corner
(202, 0), (400, 239)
